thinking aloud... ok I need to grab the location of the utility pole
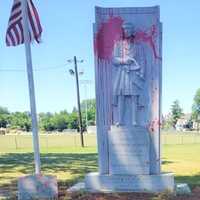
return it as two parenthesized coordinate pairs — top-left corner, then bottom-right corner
(68, 56), (84, 147)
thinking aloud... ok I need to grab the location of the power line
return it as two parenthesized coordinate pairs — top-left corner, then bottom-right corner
(0, 64), (69, 72)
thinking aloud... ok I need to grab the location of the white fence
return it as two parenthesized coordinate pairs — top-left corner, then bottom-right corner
(0, 132), (200, 151)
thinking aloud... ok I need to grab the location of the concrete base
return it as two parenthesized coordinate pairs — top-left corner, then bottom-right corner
(67, 182), (85, 193)
(18, 175), (58, 200)
(176, 183), (191, 195)
(85, 172), (174, 193)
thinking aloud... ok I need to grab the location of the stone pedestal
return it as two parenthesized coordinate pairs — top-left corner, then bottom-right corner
(108, 126), (150, 175)
(18, 175), (58, 200)
(85, 172), (174, 193)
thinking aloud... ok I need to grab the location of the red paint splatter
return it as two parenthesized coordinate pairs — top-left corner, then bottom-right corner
(44, 181), (49, 188)
(148, 118), (162, 133)
(134, 25), (161, 60)
(36, 174), (43, 181)
(95, 17), (160, 61)
(94, 16), (123, 60)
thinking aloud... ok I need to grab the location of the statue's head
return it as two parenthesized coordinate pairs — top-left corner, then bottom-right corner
(122, 22), (135, 37)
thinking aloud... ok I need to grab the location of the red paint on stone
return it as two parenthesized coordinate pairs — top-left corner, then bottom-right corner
(148, 118), (162, 133)
(134, 25), (161, 60)
(95, 17), (160, 61)
(94, 16), (124, 60)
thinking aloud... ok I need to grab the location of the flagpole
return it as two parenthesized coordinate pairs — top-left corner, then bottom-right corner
(21, 0), (41, 175)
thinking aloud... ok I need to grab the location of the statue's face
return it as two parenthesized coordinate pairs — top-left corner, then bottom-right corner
(122, 23), (133, 37)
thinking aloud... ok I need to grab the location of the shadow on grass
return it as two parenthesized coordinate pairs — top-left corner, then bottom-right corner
(162, 160), (174, 165)
(161, 157), (175, 165)
(0, 152), (98, 194)
(1, 153), (200, 199)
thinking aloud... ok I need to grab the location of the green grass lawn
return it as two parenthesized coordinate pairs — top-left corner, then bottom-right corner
(0, 143), (200, 191)
(0, 133), (200, 199)
(162, 144), (200, 188)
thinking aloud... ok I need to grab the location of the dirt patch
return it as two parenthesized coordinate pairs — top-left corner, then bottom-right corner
(1, 183), (200, 200)
(60, 187), (200, 200)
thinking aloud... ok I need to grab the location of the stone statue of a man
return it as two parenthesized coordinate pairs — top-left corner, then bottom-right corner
(112, 23), (145, 126)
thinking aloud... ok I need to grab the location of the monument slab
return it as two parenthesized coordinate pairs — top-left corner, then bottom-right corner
(85, 5), (174, 193)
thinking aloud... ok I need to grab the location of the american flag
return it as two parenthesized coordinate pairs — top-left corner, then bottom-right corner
(6, 0), (42, 46)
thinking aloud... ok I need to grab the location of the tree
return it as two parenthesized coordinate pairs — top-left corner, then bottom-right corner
(10, 112), (31, 131)
(170, 100), (183, 128)
(39, 110), (75, 132)
(39, 112), (55, 131)
(72, 107), (78, 113)
(0, 107), (10, 128)
(192, 88), (200, 130)
(81, 99), (96, 126)
(0, 107), (9, 128)
(162, 114), (173, 130)
(52, 111), (69, 132)
(68, 111), (78, 130)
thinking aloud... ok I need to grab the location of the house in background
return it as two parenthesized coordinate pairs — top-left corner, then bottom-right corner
(175, 113), (192, 131)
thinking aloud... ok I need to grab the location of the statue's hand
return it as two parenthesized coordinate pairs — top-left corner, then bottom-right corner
(127, 58), (141, 70)
(125, 57), (134, 65)
(125, 59), (131, 65)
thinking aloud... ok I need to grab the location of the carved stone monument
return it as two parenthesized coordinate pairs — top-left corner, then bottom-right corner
(85, 6), (174, 192)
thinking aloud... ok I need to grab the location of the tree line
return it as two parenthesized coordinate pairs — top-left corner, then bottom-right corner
(1, 88), (200, 132)
(163, 88), (200, 130)
(0, 99), (95, 132)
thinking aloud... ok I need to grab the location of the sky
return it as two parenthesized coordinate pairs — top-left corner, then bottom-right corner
(0, 0), (200, 114)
